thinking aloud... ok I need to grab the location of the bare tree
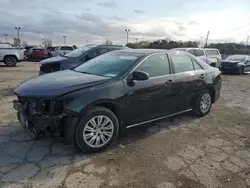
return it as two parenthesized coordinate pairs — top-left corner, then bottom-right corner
(42, 39), (52, 47)
(105, 39), (113, 45)
(13, 38), (20, 47)
(21, 40), (28, 47)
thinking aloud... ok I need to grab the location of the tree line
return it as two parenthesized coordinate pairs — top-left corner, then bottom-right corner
(126, 39), (250, 55)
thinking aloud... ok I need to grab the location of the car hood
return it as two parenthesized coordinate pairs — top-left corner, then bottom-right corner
(40, 56), (70, 64)
(15, 70), (110, 98)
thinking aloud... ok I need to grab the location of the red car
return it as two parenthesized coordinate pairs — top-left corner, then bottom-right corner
(28, 48), (48, 61)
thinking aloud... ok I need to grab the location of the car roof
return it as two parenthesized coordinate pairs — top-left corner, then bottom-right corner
(87, 44), (128, 48)
(110, 48), (172, 56)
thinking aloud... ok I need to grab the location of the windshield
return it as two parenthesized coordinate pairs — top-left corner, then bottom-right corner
(226, 55), (246, 62)
(75, 51), (144, 77)
(65, 46), (96, 58)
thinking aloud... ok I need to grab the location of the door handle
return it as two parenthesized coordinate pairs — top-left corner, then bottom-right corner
(200, 74), (205, 79)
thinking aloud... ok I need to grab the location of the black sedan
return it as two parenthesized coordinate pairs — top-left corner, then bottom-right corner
(39, 44), (129, 75)
(221, 55), (250, 74)
(13, 49), (222, 153)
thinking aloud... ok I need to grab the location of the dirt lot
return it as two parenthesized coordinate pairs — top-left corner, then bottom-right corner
(0, 62), (250, 188)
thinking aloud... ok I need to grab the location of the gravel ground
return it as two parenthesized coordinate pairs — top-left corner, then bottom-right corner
(0, 62), (250, 188)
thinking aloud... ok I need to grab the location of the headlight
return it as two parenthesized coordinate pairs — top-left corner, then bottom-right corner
(38, 100), (63, 115)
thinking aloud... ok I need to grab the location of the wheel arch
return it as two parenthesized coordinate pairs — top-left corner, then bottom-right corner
(79, 99), (122, 125)
(4, 55), (18, 62)
(63, 99), (123, 145)
(206, 85), (215, 103)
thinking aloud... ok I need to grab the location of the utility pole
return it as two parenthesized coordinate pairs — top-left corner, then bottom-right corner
(63, 36), (66, 45)
(246, 36), (249, 46)
(125, 29), (130, 44)
(15, 27), (21, 46)
(135, 37), (138, 43)
(205, 31), (210, 48)
(4, 34), (8, 42)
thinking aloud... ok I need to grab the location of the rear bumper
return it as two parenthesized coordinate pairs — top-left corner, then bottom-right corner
(214, 80), (222, 103)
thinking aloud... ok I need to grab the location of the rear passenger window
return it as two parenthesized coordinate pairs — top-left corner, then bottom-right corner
(206, 50), (213, 55)
(99, 48), (109, 55)
(89, 48), (109, 59)
(194, 49), (204, 57)
(206, 50), (220, 56)
(213, 50), (220, 55)
(170, 53), (194, 73)
(193, 60), (203, 70)
(187, 49), (195, 55)
(135, 54), (170, 77)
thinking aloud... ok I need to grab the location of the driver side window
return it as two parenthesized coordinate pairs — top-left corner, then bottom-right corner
(135, 54), (170, 78)
(89, 48), (109, 59)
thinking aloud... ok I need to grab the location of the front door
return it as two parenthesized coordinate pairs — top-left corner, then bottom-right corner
(124, 53), (176, 126)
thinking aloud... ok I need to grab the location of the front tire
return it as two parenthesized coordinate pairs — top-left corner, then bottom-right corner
(75, 106), (119, 153)
(4, 56), (17, 67)
(238, 66), (244, 75)
(193, 90), (212, 117)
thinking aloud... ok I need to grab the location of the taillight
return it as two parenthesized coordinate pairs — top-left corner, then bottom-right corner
(24, 50), (27, 56)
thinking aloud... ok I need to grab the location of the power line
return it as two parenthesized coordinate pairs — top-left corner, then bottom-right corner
(226, 19), (250, 34)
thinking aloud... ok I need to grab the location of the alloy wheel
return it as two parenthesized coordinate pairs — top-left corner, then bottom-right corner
(83, 115), (114, 148)
(6, 57), (16, 66)
(200, 93), (211, 114)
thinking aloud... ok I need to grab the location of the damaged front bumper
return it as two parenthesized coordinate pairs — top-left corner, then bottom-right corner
(13, 99), (66, 139)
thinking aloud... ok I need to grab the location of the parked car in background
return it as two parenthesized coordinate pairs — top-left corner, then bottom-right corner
(27, 48), (48, 61)
(51, 46), (74, 57)
(172, 48), (222, 68)
(221, 55), (250, 75)
(13, 49), (222, 153)
(44, 46), (56, 58)
(0, 43), (26, 67)
(24, 46), (34, 53)
(39, 44), (129, 75)
(24, 46), (34, 60)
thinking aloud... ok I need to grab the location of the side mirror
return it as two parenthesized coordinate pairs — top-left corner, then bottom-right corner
(127, 71), (149, 81)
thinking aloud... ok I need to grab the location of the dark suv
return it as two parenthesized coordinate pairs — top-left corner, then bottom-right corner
(39, 45), (129, 75)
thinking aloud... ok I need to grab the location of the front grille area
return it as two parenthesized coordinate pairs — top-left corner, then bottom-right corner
(222, 62), (238, 68)
(40, 63), (61, 73)
(18, 96), (64, 116)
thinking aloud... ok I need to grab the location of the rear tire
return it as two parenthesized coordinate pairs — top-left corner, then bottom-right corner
(193, 89), (212, 117)
(75, 106), (119, 153)
(4, 56), (17, 67)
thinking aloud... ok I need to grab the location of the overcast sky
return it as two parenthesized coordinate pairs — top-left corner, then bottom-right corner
(0, 0), (249, 46)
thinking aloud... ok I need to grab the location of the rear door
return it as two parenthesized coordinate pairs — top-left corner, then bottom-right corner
(169, 52), (207, 112)
(124, 53), (176, 126)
